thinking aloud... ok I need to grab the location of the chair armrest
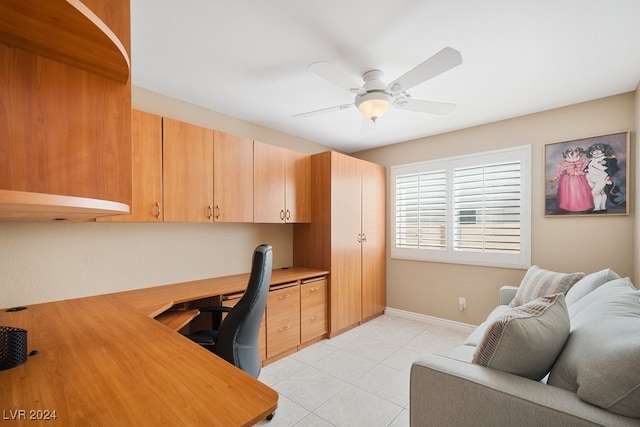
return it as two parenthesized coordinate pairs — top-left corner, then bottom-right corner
(498, 285), (519, 306)
(410, 353), (639, 427)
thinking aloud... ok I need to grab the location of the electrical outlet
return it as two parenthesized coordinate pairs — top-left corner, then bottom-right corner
(458, 297), (467, 311)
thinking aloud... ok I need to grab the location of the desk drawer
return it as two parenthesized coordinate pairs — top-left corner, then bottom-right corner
(300, 277), (328, 343)
(266, 283), (300, 359)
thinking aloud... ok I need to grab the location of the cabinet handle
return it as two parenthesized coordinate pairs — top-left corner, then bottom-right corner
(309, 287), (319, 292)
(278, 294), (290, 300)
(361, 233), (367, 243)
(279, 325), (290, 332)
(285, 209), (291, 220)
(310, 315), (319, 321)
(155, 202), (161, 219)
(215, 205), (221, 219)
(279, 209), (285, 221)
(357, 233), (362, 243)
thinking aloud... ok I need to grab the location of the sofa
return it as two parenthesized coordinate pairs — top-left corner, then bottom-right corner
(410, 266), (640, 427)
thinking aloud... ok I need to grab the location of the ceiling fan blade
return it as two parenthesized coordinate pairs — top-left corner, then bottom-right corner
(394, 98), (456, 115)
(292, 103), (354, 118)
(388, 47), (462, 93)
(308, 61), (363, 94)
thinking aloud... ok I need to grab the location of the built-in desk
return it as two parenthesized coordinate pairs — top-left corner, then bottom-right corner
(0, 294), (277, 426)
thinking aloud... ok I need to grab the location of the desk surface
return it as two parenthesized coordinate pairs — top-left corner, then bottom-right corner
(0, 298), (280, 426)
(116, 267), (329, 317)
(0, 267), (329, 426)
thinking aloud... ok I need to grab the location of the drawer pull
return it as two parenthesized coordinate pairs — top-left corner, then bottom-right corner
(279, 325), (290, 332)
(309, 287), (319, 292)
(310, 315), (319, 320)
(278, 294), (290, 300)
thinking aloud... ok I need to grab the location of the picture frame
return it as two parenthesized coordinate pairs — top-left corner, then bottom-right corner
(544, 131), (629, 216)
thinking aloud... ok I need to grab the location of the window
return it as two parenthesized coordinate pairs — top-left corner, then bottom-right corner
(391, 145), (531, 268)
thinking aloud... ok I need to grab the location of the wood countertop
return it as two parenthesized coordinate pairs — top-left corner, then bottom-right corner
(0, 294), (277, 426)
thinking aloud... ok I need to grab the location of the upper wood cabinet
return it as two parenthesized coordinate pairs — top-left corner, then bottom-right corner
(162, 118), (214, 223)
(213, 131), (254, 222)
(100, 110), (163, 222)
(0, 0), (132, 220)
(254, 141), (311, 223)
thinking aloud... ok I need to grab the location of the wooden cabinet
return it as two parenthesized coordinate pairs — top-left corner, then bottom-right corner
(294, 151), (386, 336)
(0, 0), (132, 220)
(254, 141), (311, 223)
(213, 131), (254, 222)
(162, 118), (214, 222)
(300, 277), (328, 343)
(100, 110), (163, 222)
(266, 283), (300, 359)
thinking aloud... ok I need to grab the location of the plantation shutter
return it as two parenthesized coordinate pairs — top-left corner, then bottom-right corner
(395, 170), (447, 250)
(453, 161), (522, 254)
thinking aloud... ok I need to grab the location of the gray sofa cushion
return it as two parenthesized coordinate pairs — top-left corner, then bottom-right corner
(565, 268), (621, 306)
(548, 278), (640, 418)
(472, 293), (570, 381)
(510, 265), (584, 307)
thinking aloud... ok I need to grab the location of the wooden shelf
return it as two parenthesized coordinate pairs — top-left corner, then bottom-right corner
(0, 0), (130, 83)
(0, 189), (130, 221)
(155, 309), (200, 331)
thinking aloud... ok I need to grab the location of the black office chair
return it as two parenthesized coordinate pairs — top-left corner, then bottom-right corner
(186, 244), (272, 379)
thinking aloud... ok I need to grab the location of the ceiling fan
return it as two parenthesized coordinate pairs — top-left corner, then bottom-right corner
(293, 47), (462, 124)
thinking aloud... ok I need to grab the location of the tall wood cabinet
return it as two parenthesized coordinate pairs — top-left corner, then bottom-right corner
(294, 151), (386, 336)
(253, 141), (311, 223)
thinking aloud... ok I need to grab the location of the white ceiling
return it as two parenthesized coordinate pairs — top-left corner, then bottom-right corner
(131, 0), (640, 153)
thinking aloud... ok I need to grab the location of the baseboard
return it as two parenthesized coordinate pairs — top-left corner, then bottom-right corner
(383, 307), (476, 332)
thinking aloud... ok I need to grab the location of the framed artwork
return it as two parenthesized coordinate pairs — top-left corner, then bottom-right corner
(544, 131), (629, 216)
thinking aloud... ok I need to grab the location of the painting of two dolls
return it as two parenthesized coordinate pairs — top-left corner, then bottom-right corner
(545, 131), (629, 216)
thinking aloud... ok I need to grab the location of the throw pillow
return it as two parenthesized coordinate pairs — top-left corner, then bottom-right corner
(509, 265), (584, 307)
(472, 293), (570, 381)
(548, 280), (640, 418)
(564, 268), (621, 306)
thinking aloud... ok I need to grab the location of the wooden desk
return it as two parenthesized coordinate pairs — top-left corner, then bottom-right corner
(0, 294), (277, 426)
(116, 267), (329, 318)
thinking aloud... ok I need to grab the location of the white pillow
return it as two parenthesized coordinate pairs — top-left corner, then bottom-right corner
(473, 293), (570, 381)
(564, 268), (621, 306)
(548, 280), (640, 418)
(510, 266), (583, 307)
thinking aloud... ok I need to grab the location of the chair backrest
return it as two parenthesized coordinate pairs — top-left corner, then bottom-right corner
(214, 244), (272, 378)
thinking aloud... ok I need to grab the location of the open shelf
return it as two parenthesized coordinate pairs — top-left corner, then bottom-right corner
(0, 0), (130, 83)
(0, 189), (130, 221)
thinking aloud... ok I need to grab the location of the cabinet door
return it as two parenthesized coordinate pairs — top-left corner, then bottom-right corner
(162, 118), (214, 222)
(253, 141), (286, 223)
(285, 151), (311, 223)
(300, 278), (328, 343)
(266, 284), (300, 359)
(213, 131), (254, 222)
(100, 110), (163, 222)
(361, 161), (386, 320)
(330, 152), (363, 333)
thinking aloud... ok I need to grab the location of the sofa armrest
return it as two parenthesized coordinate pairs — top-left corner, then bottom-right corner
(410, 353), (640, 427)
(498, 285), (519, 306)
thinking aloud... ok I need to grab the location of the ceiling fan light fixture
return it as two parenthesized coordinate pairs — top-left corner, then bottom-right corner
(356, 91), (392, 121)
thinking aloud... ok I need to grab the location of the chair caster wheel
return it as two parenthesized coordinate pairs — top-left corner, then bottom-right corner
(266, 413), (274, 421)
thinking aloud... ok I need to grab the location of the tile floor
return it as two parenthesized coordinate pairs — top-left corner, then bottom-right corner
(256, 312), (473, 427)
